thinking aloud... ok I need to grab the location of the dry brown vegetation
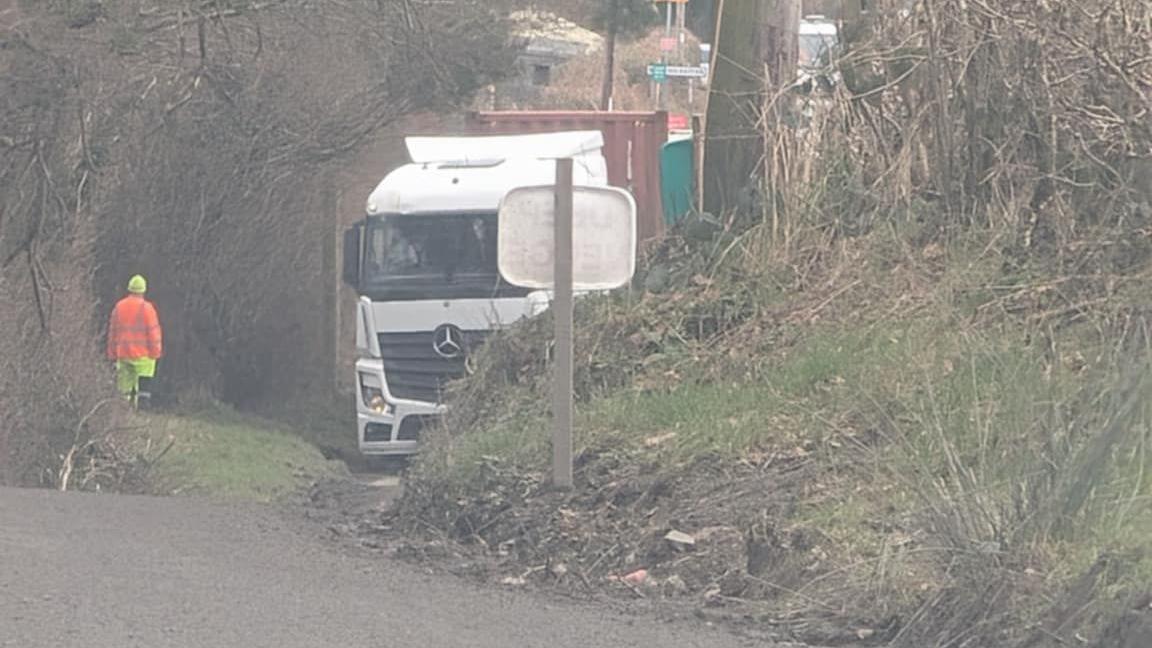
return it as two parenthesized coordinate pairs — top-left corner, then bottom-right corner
(534, 27), (705, 114)
(0, 0), (514, 485)
(773, 0), (1152, 252)
(392, 1), (1152, 646)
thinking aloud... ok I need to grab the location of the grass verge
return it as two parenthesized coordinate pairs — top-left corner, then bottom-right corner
(395, 229), (1152, 647)
(143, 405), (343, 502)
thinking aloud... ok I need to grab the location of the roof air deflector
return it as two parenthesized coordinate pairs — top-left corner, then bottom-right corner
(405, 130), (605, 165)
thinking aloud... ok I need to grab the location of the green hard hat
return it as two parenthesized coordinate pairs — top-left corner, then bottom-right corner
(127, 274), (147, 294)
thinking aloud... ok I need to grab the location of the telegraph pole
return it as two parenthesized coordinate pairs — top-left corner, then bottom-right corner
(657, 1), (674, 110)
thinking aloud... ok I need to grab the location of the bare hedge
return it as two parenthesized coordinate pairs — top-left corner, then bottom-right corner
(0, 0), (514, 485)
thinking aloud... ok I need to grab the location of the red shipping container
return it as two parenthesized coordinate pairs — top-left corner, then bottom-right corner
(465, 111), (669, 243)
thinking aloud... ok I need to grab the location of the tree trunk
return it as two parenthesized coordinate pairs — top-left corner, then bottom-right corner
(599, 1), (619, 111)
(762, 0), (799, 90)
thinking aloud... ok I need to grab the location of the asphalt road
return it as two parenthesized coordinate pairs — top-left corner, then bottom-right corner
(0, 487), (752, 648)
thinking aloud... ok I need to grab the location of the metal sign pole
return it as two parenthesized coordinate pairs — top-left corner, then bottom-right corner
(552, 158), (575, 489)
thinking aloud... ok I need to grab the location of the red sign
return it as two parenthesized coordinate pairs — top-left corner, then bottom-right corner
(668, 113), (689, 130)
(659, 37), (677, 52)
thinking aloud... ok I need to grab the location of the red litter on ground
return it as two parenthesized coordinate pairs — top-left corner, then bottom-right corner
(622, 569), (649, 585)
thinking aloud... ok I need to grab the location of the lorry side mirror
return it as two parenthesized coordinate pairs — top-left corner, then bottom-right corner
(342, 224), (362, 287)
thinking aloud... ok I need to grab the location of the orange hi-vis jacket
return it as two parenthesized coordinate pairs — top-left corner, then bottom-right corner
(107, 295), (163, 360)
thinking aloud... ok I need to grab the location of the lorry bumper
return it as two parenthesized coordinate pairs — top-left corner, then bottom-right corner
(356, 357), (444, 455)
(357, 407), (441, 456)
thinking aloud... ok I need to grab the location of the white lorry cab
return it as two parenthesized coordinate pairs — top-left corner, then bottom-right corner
(798, 16), (841, 90)
(342, 130), (610, 455)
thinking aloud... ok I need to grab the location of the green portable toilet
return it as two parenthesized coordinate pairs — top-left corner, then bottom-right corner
(660, 137), (694, 228)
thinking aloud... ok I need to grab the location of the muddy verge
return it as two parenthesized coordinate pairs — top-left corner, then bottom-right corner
(308, 447), (893, 648)
(307, 442), (1152, 648)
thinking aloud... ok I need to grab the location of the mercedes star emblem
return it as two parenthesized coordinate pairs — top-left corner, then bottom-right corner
(432, 324), (465, 359)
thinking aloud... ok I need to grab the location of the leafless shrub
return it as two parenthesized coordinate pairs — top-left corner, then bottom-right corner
(528, 28), (704, 113)
(724, 1), (1152, 642)
(752, 0), (1151, 265)
(0, 0), (516, 483)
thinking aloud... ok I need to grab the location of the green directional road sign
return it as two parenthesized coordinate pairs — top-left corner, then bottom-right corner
(647, 63), (668, 83)
(647, 63), (707, 82)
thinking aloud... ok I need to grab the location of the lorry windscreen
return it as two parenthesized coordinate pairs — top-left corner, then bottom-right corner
(360, 213), (528, 300)
(799, 33), (837, 69)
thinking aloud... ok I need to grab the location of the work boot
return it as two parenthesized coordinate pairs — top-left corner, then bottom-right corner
(137, 377), (153, 411)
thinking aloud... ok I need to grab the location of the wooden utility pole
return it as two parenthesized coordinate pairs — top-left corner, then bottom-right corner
(599, 0), (619, 111)
(657, 1), (674, 110)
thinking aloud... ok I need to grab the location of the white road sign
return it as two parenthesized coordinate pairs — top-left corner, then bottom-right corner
(659, 65), (708, 78)
(498, 185), (637, 290)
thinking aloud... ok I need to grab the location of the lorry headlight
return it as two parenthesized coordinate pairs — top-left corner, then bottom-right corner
(368, 393), (389, 414)
(360, 385), (391, 414)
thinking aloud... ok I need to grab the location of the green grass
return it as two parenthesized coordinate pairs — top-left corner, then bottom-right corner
(425, 323), (924, 488)
(415, 294), (1152, 632)
(144, 407), (343, 501)
(399, 218), (1152, 645)
(256, 393), (359, 463)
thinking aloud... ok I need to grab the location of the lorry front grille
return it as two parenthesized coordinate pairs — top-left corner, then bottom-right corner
(363, 423), (393, 443)
(397, 415), (437, 441)
(377, 330), (487, 403)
